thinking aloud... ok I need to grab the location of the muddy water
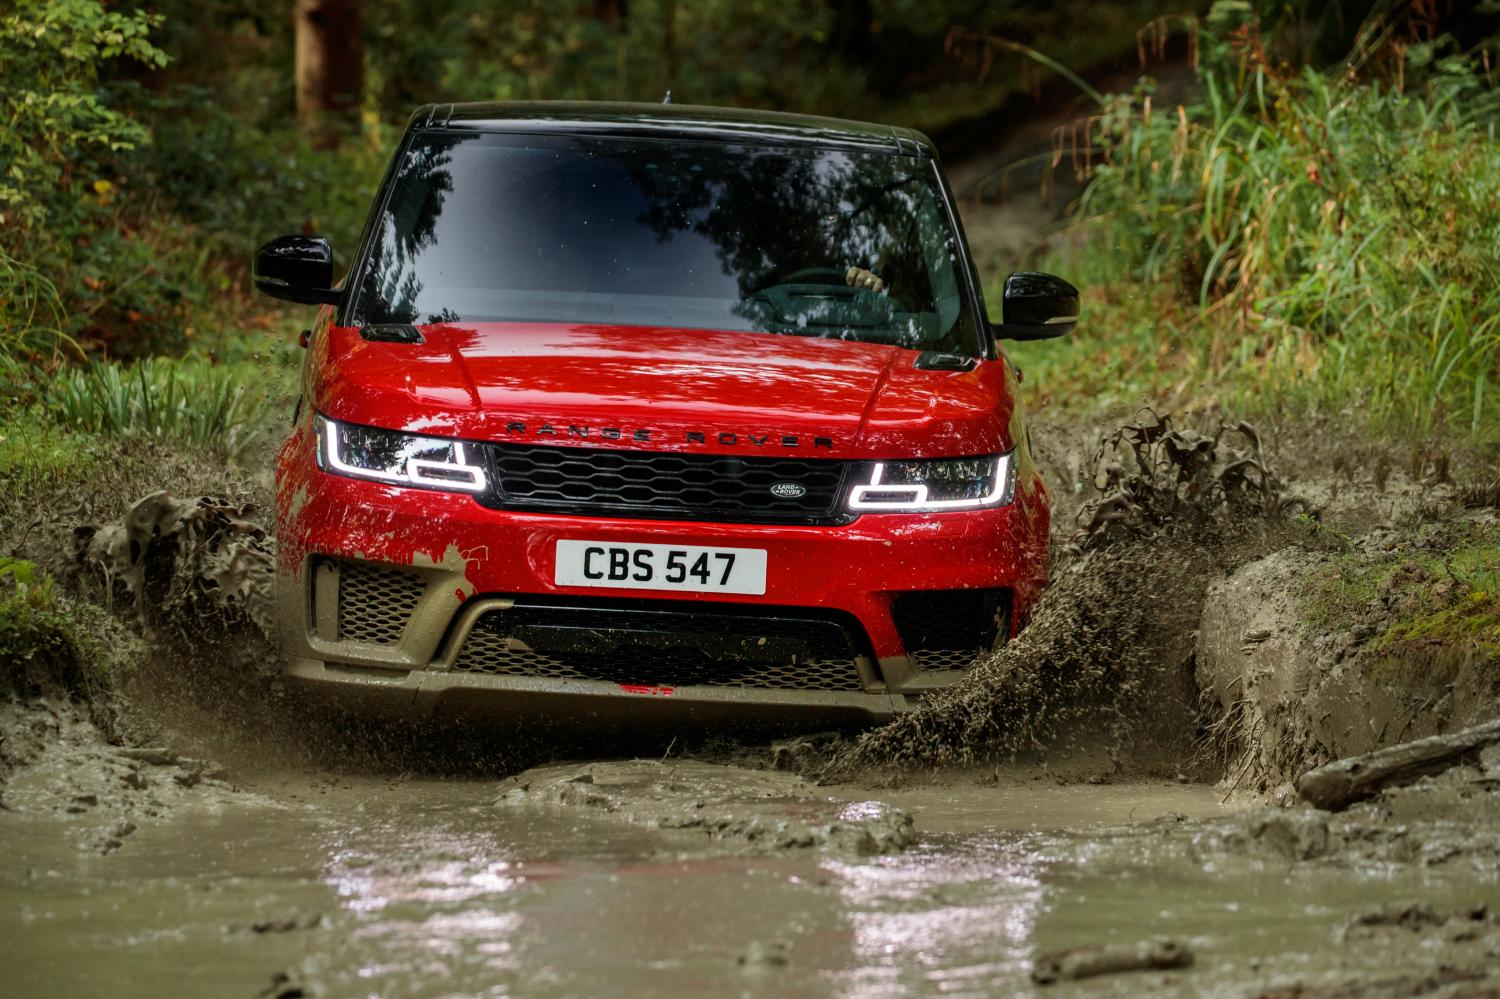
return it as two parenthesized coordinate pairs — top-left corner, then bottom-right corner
(4, 769), (1493, 998)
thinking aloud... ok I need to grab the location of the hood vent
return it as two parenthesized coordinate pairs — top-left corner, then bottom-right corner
(913, 351), (977, 371)
(361, 324), (424, 344)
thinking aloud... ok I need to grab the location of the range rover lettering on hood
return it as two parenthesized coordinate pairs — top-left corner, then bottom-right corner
(502, 421), (834, 450)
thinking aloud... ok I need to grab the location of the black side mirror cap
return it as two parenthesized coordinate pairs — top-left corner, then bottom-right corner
(253, 235), (340, 306)
(991, 271), (1079, 341)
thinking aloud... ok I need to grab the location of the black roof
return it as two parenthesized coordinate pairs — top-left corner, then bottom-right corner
(408, 101), (936, 156)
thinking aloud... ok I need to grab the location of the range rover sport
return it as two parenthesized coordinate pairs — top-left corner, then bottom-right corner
(254, 101), (1077, 726)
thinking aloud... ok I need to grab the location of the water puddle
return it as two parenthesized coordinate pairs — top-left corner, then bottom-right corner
(1, 772), (1492, 997)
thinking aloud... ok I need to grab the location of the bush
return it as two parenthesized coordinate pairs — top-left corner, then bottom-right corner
(117, 83), (388, 257)
(1047, 15), (1500, 438)
(0, 1), (201, 358)
(0, 0), (167, 232)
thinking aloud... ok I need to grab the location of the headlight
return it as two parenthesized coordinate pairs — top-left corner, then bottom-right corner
(848, 453), (1013, 511)
(316, 415), (487, 493)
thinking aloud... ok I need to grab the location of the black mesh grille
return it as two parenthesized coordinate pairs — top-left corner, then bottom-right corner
(476, 442), (855, 525)
(336, 560), (426, 645)
(890, 589), (1009, 671)
(451, 599), (867, 691)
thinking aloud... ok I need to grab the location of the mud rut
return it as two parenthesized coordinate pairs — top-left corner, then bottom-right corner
(6, 131), (1500, 995)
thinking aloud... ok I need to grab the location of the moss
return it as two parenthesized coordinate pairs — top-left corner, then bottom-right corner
(1300, 557), (1381, 634)
(1298, 521), (1500, 688)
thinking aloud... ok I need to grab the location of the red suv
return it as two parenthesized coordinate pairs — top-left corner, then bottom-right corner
(255, 102), (1075, 726)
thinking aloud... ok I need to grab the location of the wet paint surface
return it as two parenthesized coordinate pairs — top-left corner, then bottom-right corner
(3, 773), (1494, 998)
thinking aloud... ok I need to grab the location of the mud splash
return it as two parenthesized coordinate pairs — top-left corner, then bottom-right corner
(72, 490), (275, 641)
(827, 414), (1296, 776)
(1073, 413), (1287, 546)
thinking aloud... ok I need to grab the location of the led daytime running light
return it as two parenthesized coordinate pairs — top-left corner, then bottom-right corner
(848, 453), (1012, 511)
(318, 416), (488, 493)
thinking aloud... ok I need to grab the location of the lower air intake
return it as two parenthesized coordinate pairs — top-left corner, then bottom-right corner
(334, 560), (426, 645)
(451, 599), (867, 691)
(890, 589), (1009, 671)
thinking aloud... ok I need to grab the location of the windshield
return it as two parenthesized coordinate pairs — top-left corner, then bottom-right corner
(349, 131), (979, 353)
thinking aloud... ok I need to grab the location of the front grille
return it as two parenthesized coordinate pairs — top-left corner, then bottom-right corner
(891, 589), (1010, 671)
(476, 442), (856, 525)
(451, 599), (867, 691)
(336, 560), (426, 645)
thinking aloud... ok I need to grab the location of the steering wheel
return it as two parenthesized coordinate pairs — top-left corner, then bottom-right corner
(764, 266), (853, 289)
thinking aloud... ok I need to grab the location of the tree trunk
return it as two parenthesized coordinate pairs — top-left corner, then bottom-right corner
(661, 0), (677, 96)
(831, 0), (874, 60)
(295, 0), (363, 143)
(593, 0), (627, 26)
(1296, 718), (1500, 811)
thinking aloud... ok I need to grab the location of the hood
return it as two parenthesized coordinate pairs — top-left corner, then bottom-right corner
(313, 322), (1014, 458)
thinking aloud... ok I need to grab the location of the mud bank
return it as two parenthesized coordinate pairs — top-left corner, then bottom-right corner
(825, 415), (1298, 777)
(820, 415), (1498, 811)
(1198, 513), (1500, 797)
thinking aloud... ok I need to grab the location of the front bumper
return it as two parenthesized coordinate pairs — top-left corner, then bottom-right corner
(275, 428), (1049, 723)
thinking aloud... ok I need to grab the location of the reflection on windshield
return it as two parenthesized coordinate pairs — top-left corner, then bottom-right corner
(350, 131), (977, 353)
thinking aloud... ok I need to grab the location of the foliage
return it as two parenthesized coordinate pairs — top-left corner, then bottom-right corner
(0, 1), (202, 359)
(0, 251), (75, 363)
(1052, 16), (1500, 438)
(133, 92), (386, 253)
(0, 0), (167, 231)
(364, 0), (1157, 125)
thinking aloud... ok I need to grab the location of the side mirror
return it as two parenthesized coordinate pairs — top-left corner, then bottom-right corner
(253, 235), (339, 306)
(991, 271), (1079, 341)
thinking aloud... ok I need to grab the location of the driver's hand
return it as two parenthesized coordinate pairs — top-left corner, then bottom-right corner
(845, 266), (885, 293)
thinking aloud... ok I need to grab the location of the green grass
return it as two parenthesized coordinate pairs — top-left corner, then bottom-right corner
(30, 355), (293, 460)
(0, 250), (77, 364)
(0, 353), (293, 537)
(0, 409), (114, 495)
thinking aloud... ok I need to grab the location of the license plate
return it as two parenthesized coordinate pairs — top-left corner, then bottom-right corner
(554, 540), (767, 595)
